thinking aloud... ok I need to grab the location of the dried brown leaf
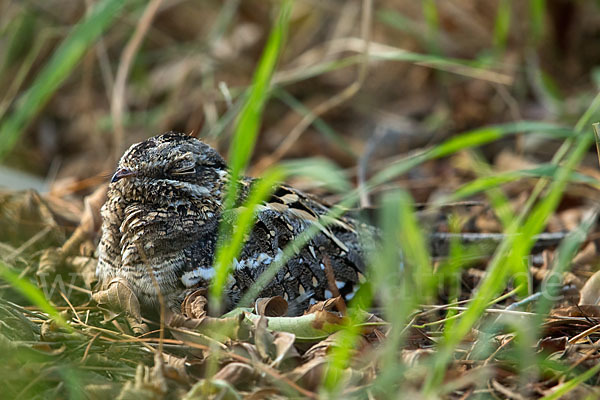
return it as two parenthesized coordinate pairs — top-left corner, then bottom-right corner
(37, 247), (66, 283)
(181, 288), (208, 318)
(162, 353), (191, 385)
(213, 362), (256, 388)
(255, 296), (288, 317)
(537, 336), (568, 355)
(243, 388), (281, 400)
(285, 357), (326, 392)
(302, 330), (368, 364)
(305, 295), (345, 314)
(67, 255), (97, 288)
(183, 379), (241, 400)
(573, 241), (599, 265)
(0, 189), (67, 247)
(92, 277), (148, 335)
(271, 331), (300, 370)
(229, 342), (261, 363)
(401, 348), (435, 366)
(254, 316), (277, 361)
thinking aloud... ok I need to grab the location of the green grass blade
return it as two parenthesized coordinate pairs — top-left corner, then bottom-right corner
(529, 0), (546, 44)
(422, 0), (440, 54)
(539, 362), (600, 400)
(210, 168), (285, 310)
(280, 157), (351, 193)
(0, 0), (131, 159)
(446, 163), (597, 202)
(0, 261), (70, 331)
(370, 121), (569, 188)
(210, 0), (293, 310)
(493, 0), (511, 53)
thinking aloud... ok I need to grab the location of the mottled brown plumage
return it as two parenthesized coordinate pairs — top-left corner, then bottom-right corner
(97, 132), (368, 314)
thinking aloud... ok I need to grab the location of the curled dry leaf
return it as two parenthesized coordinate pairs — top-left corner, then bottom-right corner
(162, 353), (191, 385)
(37, 251), (97, 291)
(553, 305), (600, 318)
(37, 247), (66, 284)
(0, 189), (67, 248)
(181, 288), (208, 318)
(305, 296), (346, 315)
(83, 384), (121, 399)
(92, 277), (148, 335)
(242, 388), (280, 400)
(573, 241), (599, 265)
(67, 255), (97, 288)
(228, 342), (261, 364)
(271, 331), (300, 370)
(59, 185), (107, 258)
(255, 296), (288, 317)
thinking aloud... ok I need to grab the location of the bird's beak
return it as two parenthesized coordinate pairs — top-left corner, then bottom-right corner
(111, 168), (136, 183)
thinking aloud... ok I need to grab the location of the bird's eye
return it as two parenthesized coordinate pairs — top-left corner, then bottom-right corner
(171, 165), (196, 176)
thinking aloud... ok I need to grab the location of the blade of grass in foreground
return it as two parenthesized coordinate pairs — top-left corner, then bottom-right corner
(0, 261), (70, 331)
(209, 0), (293, 311)
(360, 191), (436, 396)
(210, 167), (284, 311)
(369, 121), (570, 188)
(0, 0), (131, 159)
(446, 164), (598, 202)
(540, 361), (600, 400)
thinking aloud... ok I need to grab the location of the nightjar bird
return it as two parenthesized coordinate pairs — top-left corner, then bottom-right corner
(97, 132), (368, 314)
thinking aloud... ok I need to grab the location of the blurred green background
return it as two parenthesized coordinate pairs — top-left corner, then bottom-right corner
(2, 0), (600, 195)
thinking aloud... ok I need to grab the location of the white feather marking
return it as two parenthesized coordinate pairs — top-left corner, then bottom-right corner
(181, 267), (215, 286)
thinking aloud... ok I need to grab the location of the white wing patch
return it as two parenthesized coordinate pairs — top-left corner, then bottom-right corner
(181, 267), (216, 286)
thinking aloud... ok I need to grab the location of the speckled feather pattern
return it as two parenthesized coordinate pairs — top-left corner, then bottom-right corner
(97, 132), (368, 313)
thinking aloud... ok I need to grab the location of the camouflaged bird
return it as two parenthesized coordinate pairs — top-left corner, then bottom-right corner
(97, 132), (368, 314)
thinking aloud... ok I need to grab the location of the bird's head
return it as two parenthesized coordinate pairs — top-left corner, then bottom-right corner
(110, 132), (228, 204)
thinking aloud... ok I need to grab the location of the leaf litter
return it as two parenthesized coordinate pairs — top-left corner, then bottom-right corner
(2, 161), (600, 400)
